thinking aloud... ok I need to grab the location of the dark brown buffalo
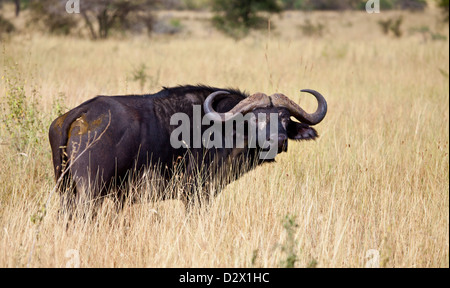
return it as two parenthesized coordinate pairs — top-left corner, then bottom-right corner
(49, 85), (327, 215)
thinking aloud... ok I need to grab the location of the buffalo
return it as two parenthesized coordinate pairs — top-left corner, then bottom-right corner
(49, 85), (327, 216)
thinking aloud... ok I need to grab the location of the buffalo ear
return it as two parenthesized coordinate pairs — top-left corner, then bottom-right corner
(287, 121), (318, 140)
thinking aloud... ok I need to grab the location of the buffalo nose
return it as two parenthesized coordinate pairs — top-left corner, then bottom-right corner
(278, 134), (288, 153)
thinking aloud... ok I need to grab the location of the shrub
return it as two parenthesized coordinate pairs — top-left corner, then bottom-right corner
(395, 0), (427, 11)
(437, 0), (449, 21)
(28, 0), (77, 35)
(212, 0), (282, 39)
(281, 0), (308, 10)
(390, 16), (403, 37)
(298, 19), (325, 37)
(1, 63), (46, 153)
(301, 0), (361, 10)
(357, 0), (396, 10)
(409, 25), (448, 42)
(378, 18), (393, 34)
(378, 16), (403, 38)
(81, 0), (157, 39)
(26, 0), (157, 38)
(279, 215), (299, 268)
(152, 16), (184, 35)
(0, 14), (15, 36)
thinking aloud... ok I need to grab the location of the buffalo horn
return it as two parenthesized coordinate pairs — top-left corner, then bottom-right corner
(204, 91), (271, 122)
(270, 89), (327, 125)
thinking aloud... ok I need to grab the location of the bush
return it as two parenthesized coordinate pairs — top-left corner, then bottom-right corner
(357, 0), (395, 10)
(395, 0), (427, 11)
(378, 16), (403, 37)
(437, 0), (449, 21)
(301, 0), (361, 10)
(181, 0), (212, 10)
(26, 0), (157, 38)
(286, 0), (427, 10)
(212, 0), (282, 39)
(1, 63), (46, 153)
(281, 0), (307, 10)
(298, 19), (325, 37)
(360, 0), (427, 12)
(409, 25), (448, 41)
(0, 14), (15, 36)
(153, 16), (184, 35)
(28, 0), (77, 35)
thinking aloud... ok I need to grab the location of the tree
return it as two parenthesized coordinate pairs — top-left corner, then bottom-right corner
(437, 0), (449, 21)
(28, 0), (78, 35)
(0, 0), (21, 16)
(80, 0), (158, 39)
(212, 0), (282, 39)
(27, 0), (157, 39)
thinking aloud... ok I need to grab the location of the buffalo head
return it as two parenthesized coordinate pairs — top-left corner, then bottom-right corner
(203, 89), (327, 158)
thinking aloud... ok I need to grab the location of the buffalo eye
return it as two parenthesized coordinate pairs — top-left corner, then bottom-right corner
(257, 118), (267, 131)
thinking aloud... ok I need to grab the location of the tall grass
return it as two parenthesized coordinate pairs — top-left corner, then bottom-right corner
(0, 10), (448, 267)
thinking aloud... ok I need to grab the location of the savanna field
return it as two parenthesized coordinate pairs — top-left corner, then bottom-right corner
(0, 6), (449, 267)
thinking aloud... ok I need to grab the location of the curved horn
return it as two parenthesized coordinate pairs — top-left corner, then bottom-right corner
(204, 91), (271, 122)
(270, 89), (327, 125)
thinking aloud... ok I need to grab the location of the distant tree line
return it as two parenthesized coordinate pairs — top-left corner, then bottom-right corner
(27, 0), (158, 38)
(1, 0), (448, 39)
(281, 0), (429, 11)
(210, 0), (433, 38)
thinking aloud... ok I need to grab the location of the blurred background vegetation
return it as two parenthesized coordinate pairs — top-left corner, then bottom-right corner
(0, 0), (448, 40)
(0, 0), (448, 268)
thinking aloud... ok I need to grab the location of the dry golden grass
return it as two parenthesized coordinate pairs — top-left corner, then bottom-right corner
(0, 9), (448, 267)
